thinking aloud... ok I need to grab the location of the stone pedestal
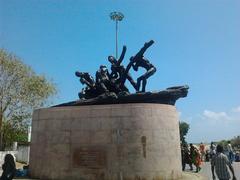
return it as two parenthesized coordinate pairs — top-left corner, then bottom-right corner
(29, 104), (182, 180)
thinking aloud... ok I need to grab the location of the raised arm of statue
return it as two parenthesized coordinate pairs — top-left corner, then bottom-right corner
(135, 40), (154, 59)
(116, 45), (127, 66)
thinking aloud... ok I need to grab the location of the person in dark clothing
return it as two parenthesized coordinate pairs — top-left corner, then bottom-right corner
(181, 143), (193, 171)
(205, 150), (210, 162)
(0, 154), (16, 180)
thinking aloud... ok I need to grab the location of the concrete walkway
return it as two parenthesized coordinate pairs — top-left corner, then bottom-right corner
(7, 161), (240, 180)
(12, 172), (207, 180)
(183, 161), (240, 180)
(200, 161), (240, 179)
(180, 172), (207, 180)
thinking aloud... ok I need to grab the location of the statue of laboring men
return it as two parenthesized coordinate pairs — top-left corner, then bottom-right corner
(108, 46), (137, 92)
(130, 40), (156, 92)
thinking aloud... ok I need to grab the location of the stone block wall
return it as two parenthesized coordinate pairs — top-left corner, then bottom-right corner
(30, 104), (182, 180)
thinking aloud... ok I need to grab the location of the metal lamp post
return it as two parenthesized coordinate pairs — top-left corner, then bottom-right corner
(110, 11), (124, 59)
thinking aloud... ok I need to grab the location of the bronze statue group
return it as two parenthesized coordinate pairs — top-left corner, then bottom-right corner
(75, 40), (156, 100)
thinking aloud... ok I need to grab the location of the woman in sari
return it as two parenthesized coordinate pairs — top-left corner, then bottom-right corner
(190, 144), (202, 172)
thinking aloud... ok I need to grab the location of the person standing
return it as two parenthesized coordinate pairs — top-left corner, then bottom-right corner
(190, 143), (202, 172)
(181, 143), (193, 171)
(199, 142), (205, 161)
(211, 144), (237, 180)
(227, 141), (234, 164)
(210, 142), (216, 160)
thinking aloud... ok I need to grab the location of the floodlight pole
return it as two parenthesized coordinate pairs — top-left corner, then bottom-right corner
(110, 12), (124, 59)
(115, 20), (118, 59)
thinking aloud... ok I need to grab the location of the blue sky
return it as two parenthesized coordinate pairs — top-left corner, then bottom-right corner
(1, 0), (240, 143)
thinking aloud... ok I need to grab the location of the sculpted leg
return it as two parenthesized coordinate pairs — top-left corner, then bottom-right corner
(142, 78), (147, 92)
(137, 76), (144, 92)
(127, 74), (137, 90)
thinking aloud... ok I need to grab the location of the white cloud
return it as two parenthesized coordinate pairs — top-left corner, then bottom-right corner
(203, 110), (230, 120)
(185, 107), (240, 143)
(232, 106), (240, 113)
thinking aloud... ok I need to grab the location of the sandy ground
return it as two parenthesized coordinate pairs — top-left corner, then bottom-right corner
(1, 161), (238, 180)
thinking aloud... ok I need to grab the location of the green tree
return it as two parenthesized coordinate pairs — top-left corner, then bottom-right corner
(2, 118), (28, 149)
(231, 136), (240, 149)
(179, 121), (190, 144)
(218, 139), (228, 149)
(0, 49), (56, 150)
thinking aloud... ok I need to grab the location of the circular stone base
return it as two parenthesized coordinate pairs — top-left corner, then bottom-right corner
(30, 104), (183, 179)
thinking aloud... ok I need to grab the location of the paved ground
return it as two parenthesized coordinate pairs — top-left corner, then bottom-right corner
(0, 162), (237, 179)
(181, 172), (207, 180)
(184, 161), (240, 180)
